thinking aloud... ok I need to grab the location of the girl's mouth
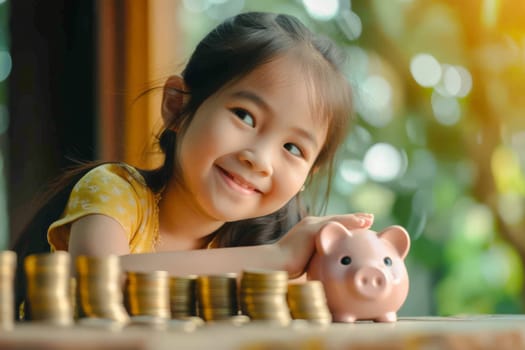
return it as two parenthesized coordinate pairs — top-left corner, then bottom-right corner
(216, 166), (261, 194)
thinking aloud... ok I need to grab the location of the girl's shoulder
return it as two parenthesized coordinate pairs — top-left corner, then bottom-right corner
(48, 162), (157, 252)
(81, 162), (148, 189)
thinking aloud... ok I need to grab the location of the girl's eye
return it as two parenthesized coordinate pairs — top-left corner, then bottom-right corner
(233, 108), (255, 127)
(284, 143), (304, 158)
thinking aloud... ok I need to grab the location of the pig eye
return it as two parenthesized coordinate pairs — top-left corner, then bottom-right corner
(383, 257), (392, 266)
(340, 256), (352, 265)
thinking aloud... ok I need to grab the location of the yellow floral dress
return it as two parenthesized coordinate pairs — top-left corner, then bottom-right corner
(48, 163), (160, 253)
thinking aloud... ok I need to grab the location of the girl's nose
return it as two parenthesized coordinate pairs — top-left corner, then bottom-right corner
(238, 149), (273, 176)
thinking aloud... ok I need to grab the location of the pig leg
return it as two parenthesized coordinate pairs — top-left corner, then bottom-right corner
(374, 312), (397, 323)
(333, 313), (357, 323)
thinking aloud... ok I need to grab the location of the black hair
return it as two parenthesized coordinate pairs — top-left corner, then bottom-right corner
(141, 12), (352, 246)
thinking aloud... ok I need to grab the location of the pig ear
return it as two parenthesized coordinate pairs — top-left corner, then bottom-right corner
(378, 225), (411, 259)
(316, 221), (351, 255)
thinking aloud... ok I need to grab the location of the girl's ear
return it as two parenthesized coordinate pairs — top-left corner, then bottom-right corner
(161, 75), (188, 129)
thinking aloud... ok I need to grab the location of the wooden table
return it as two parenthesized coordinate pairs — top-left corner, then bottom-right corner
(0, 315), (524, 349)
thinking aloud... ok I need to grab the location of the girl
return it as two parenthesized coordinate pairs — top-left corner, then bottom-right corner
(12, 12), (373, 316)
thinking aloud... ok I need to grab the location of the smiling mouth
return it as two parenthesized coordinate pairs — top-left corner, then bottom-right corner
(217, 166), (262, 194)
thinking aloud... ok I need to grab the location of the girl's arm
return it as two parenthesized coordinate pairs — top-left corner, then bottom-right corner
(69, 215), (286, 276)
(69, 214), (131, 258)
(68, 213), (373, 278)
(120, 244), (286, 277)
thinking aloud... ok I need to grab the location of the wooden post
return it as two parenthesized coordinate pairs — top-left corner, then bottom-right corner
(97, 0), (181, 169)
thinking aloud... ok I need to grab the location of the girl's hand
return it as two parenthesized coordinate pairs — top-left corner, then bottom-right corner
(276, 213), (374, 278)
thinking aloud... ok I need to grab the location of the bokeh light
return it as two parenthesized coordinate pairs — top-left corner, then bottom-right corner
(462, 203), (494, 245)
(0, 105), (8, 134)
(0, 51), (11, 82)
(344, 46), (369, 81)
(431, 90), (461, 126)
(453, 66), (473, 97)
(356, 75), (394, 127)
(207, 0), (245, 20)
(333, 159), (367, 196)
(183, 0), (210, 13)
(339, 159), (367, 185)
(435, 64), (473, 98)
(302, 0), (339, 21)
(410, 53), (442, 87)
(362, 75), (392, 111)
(363, 143), (404, 182)
(442, 64), (461, 96)
(336, 9), (362, 40)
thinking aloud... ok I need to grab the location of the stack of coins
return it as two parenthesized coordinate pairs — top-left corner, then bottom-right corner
(169, 275), (197, 319)
(24, 251), (73, 326)
(124, 271), (170, 320)
(196, 273), (238, 321)
(240, 269), (291, 326)
(287, 281), (332, 325)
(76, 255), (129, 323)
(70, 277), (77, 319)
(0, 251), (16, 330)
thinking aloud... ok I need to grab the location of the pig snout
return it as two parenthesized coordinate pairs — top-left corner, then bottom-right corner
(353, 266), (390, 300)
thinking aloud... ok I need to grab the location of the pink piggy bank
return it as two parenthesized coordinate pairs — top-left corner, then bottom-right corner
(306, 222), (410, 323)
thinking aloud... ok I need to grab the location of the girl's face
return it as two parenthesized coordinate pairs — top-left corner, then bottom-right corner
(176, 54), (328, 222)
